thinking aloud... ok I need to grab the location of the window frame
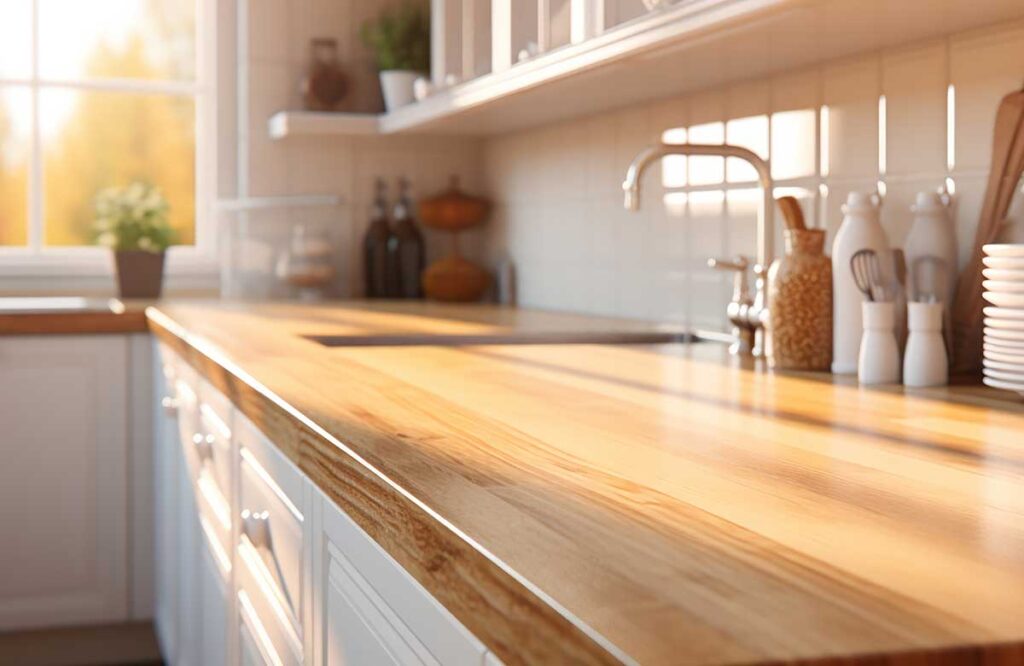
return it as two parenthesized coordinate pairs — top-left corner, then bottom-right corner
(0, 0), (218, 277)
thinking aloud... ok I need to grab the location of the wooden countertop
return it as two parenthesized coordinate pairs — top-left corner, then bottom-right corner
(0, 298), (149, 335)
(147, 301), (1024, 666)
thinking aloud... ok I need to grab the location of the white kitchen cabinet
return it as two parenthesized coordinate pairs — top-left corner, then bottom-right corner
(199, 527), (231, 666)
(153, 346), (181, 662)
(0, 336), (129, 630)
(154, 345), (493, 666)
(313, 489), (489, 666)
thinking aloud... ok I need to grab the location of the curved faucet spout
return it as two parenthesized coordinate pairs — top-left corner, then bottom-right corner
(622, 142), (776, 358)
(621, 142), (774, 267)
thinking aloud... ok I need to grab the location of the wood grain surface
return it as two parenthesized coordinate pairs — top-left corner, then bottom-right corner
(0, 299), (149, 335)
(147, 301), (1024, 666)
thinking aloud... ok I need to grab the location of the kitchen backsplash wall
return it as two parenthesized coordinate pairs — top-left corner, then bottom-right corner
(481, 20), (1024, 330)
(239, 0), (483, 298)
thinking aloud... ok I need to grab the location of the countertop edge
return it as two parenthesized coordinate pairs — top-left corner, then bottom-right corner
(0, 310), (149, 336)
(145, 306), (633, 666)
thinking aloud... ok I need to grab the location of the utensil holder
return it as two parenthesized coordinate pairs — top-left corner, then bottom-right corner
(904, 302), (948, 387)
(858, 301), (900, 385)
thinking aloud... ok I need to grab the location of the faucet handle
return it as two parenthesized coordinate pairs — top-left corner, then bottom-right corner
(708, 255), (752, 305)
(707, 256), (750, 273)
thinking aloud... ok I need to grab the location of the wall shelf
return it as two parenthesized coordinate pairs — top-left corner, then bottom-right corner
(269, 0), (1024, 139)
(269, 111), (380, 139)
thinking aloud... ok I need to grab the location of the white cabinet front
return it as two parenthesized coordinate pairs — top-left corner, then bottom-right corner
(315, 492), (489, 666)
(0, 336), (129, 630)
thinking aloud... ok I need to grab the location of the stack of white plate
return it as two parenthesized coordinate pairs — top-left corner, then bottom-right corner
(982, 244), (1024, 396)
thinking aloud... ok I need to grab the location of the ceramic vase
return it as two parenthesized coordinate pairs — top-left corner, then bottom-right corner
(379, 70), (419, 111)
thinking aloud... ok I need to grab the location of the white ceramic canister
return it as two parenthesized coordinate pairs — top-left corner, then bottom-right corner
(904, 191), (957, 337)
(903, 302), (948, 387)
(832, 192), (890, 374)
(858, 301), (901, 385)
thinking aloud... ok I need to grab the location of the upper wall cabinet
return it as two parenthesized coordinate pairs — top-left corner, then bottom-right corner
(270, 0), (1024, 139)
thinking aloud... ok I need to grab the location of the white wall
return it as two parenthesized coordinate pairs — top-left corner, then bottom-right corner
(480, 20), (1024, 330)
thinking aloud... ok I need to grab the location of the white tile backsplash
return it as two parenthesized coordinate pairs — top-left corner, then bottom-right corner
(238, 0), (483, 298)
(482, 19), (1024, 330)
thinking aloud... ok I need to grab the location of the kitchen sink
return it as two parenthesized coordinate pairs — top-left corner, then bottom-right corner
(304, 330), (703, 347)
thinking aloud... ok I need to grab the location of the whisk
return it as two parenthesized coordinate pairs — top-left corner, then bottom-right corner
(850, 249), (887, 302)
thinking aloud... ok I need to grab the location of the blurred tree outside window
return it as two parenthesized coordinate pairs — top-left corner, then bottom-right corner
(0, 0), (198, 250)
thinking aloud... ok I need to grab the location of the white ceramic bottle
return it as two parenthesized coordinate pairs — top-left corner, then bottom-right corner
(832, 192), (890, 374)
(904, 191), (957, 324)
(903, 302), (948, 387)
(858, 301), (901, 385)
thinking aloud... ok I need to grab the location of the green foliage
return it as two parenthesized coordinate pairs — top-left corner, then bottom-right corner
(360, 1), (430, 73)
(93, 181), (175, 253)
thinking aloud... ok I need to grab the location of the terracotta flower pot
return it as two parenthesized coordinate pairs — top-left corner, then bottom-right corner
(114, 250), (166, 299)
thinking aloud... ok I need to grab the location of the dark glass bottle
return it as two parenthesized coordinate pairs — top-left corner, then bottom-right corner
(388, 178), (425, 299)
(363, 178), (395, 298)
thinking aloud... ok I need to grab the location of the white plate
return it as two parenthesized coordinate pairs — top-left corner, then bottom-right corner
(983, 292), (1024, 307)
(984, 367), (1024, 382)
(982, 376), (1024, 397)
(983, 358), (1024, 372)
(983, 268), (1024, 281)
(984, 306), (1024, 320)
(982, 257), (1024, 269)
(985, 339), (1024, 352)
(986, 327), (1024, 341)
(983, 280), (1024, 293)
(983, 348), (1024, 363)
(985, 317), (1024, 330)
(983, 244), (1024, 258)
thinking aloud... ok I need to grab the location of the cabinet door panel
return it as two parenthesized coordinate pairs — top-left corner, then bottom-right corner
(0, 336), (128, 630)
(318, 493), (487, 666)
(199, 541), (229, 666)
(153, 344), (180, 661)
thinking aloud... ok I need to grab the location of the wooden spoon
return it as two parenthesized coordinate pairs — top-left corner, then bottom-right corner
(776, 196), (806, 231)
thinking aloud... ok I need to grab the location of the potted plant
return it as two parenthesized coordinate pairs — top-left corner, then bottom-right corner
(94, 182), (175, 299)
(361, 1), (430, 111)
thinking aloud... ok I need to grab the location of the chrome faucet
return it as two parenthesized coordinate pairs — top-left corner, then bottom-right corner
(622, 143), (775, 357)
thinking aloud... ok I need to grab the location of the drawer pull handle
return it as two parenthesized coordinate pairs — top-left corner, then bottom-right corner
(241, 509), (271, 548)
(241, 509), (295, 613)
(161, 396), (179, 417)
(192, 432), (215, 460)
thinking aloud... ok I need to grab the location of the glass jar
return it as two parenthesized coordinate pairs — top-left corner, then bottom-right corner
(767, 229), (833, 371)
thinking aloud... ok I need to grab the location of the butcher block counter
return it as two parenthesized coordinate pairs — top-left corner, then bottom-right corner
(146, 301), (1024, 666)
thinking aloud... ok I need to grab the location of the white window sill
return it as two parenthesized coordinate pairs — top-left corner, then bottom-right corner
(0, 248), (219, 278)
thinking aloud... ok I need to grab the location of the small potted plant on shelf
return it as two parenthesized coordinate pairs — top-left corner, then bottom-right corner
(360, 0), (430, 112)
(94, 181), (175, 299)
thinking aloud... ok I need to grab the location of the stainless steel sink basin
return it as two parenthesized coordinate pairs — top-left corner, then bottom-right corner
(305, 330), (701, 347)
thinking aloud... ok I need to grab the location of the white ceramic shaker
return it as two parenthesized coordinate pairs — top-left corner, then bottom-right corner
(858, 301), (901, 385)
(904, 191), (957, 328)
(832, 192), (890, 374)
(903, 302), (948, 387)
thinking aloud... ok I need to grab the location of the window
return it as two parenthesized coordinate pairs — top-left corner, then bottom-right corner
(0, 0), (213, 271)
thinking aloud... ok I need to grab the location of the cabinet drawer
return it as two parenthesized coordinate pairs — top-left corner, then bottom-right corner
(235, 412), (309, 664)
(320, 493), (488, 666)
(196, 466), (233, 581)
(237, 540), (303, 666)
(197, 380), (233, 498)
